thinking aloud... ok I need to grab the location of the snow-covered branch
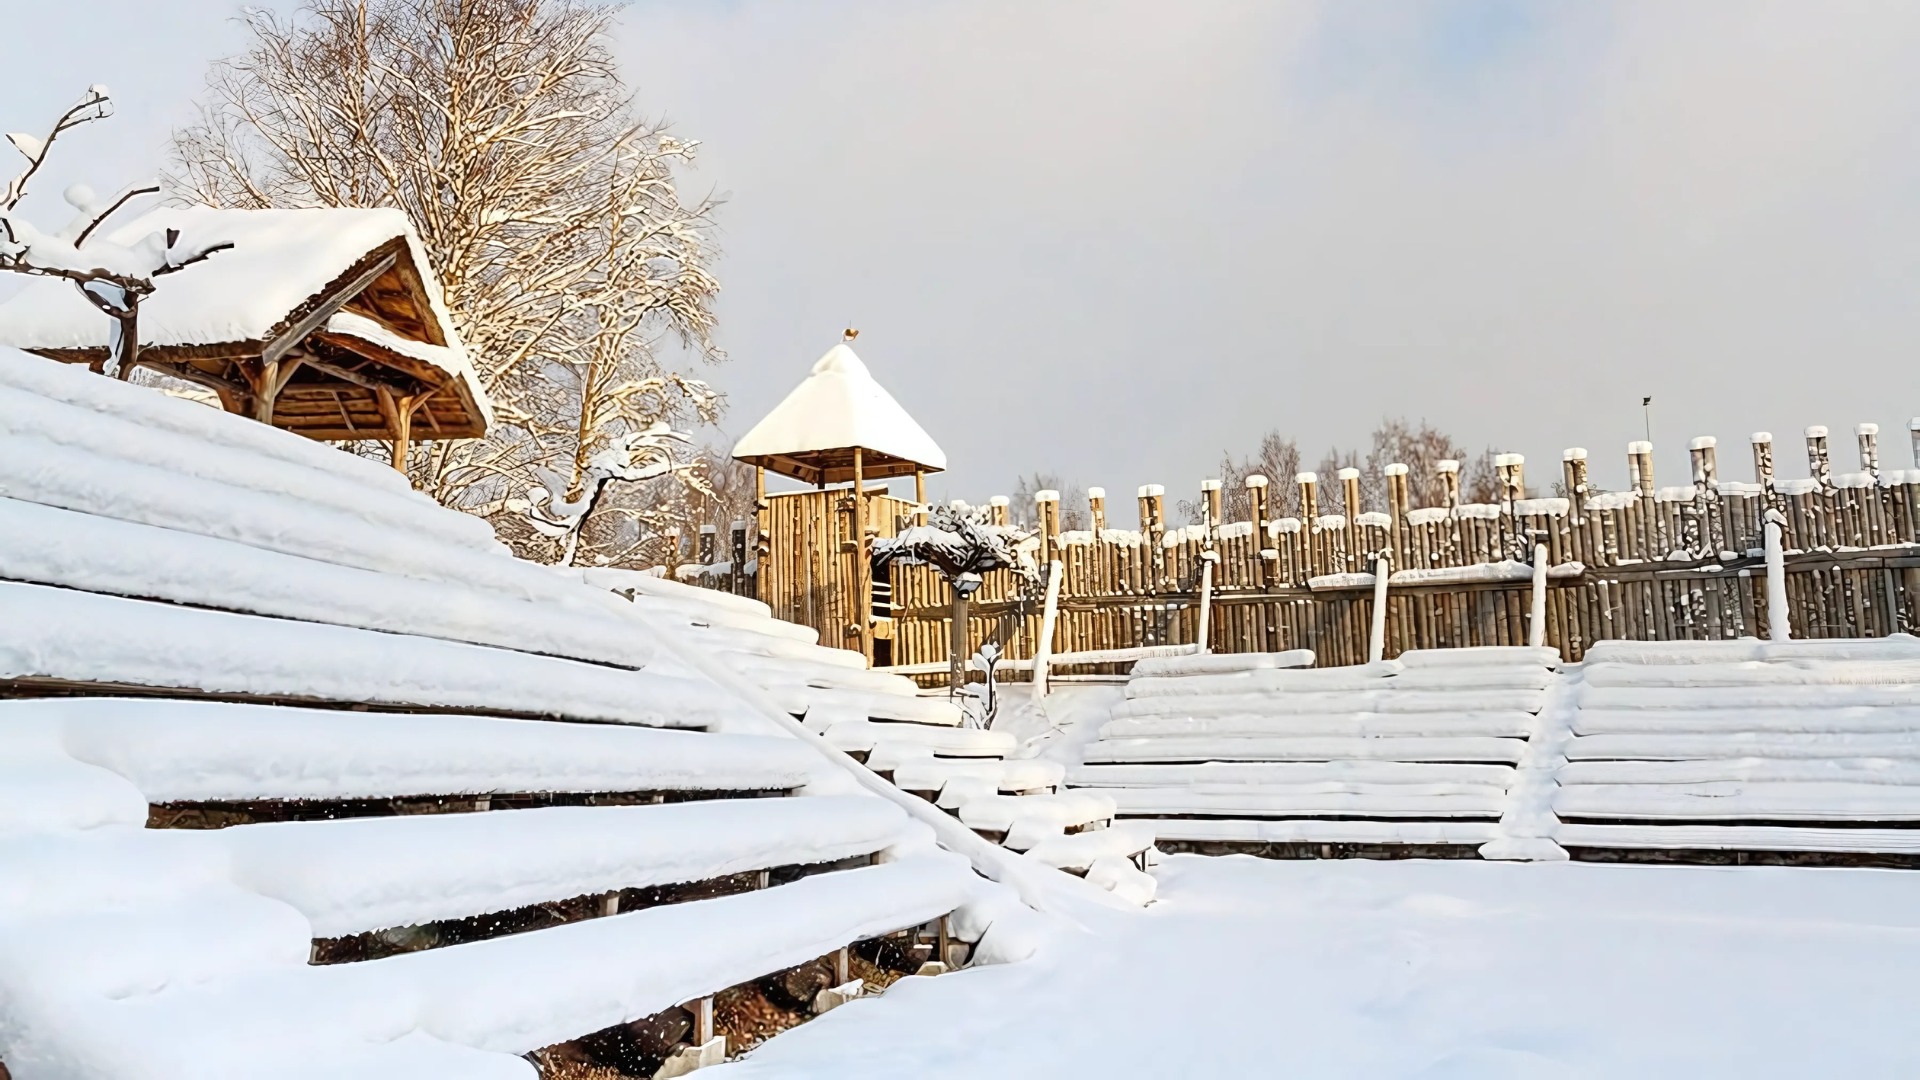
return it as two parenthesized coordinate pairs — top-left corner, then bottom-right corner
(2, 86), (231, 377)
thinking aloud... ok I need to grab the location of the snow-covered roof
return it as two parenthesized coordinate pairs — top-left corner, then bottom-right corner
(731, 344), (945, 483)
(0, 205), (492, 438)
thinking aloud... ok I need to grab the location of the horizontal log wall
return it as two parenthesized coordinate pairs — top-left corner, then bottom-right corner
(686, 426), (1920, 674)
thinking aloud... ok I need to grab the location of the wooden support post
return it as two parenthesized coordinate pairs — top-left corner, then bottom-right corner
(1036, 489), (1061, 569)
(600, 892), (620, 917)
(1031, 559), (1062, 701)
(915, 470), (928, 525)
(374, 386), (414, 472)
(1196, 552), (1216, 653)
(754, 466), (771, 603)
(835, 946), (851, 985)
(1368, 549), (1390, 663)
(1338, 468), (1362, 570)
(692, 995), (714, 1046)
(1528, 543), (1549, 648)
(949, 586), (968, 694)
(938, 915), (952, 968)
(853, 448), (872, 665)
(698, 524), (717, 565)
(1383, 463), (1409, 567)
(1765, 509), (1791, 640)
(1088, 487), (1107, 534)
(989, 495), (1009, 527)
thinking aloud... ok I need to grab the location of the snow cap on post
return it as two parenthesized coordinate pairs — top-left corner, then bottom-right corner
(1086, 486), (1105, 499)
(1034, 489), (1059, 503)
(989, 495), (1009, 507)
(1137, 484), (1164, 498)
(1751, 432), (1772, 444)
(1201, 478), (1222, 491)
(1245, 474), (1269, 487)
(730, 343), (945, 485)
(1494, 453), (1523, 467)
(1563, 447), (1587, 461)
(1628, 441), (1653, 454)
(1295, 472), (1317, 484)
(1336, 468), (1360, 480)
(1382, 463), (1407, 476)
(1689, 436), (1716, 450)
(1805, 425), (1828, 438)
(1857, 423), (1879, 436)
(1435, 460), (1458, 474)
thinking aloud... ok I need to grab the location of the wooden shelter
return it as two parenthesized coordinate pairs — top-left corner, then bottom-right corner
(0, 206), (490, 467)
(732, 340), (945, 663)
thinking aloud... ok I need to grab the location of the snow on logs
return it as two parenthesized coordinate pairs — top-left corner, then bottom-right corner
(1553, 636), (1920, 851)
(13, 698), (816, 804)
(1069, 646), (1557, 852)
(226, 797), (916, 937)
(0, 581), (748, 730)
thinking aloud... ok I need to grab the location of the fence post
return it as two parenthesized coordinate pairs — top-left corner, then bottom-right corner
(1196, 553), (1216, 654)
(730, 519), (748, 595)
(1495, 453), (1524, 559)
(1384, 463), (1409, 567)
(1088, 487), (1106, 534)
(1528, 543), (1549, 648)
(1035, 489), (1060, 570)
(1562, 448), (1588, 521)
(1628, 440), (1656, 557)
(1368, 549), (1390, 663)
(1031, 559), (1062, 701)
(1139, 484), (1166, 594)
(1337, 468), (1362, 571)
(1437, 460), (1461, 565)
(1296, 472), (1320, 576)
(1765, 509), (1791, 641)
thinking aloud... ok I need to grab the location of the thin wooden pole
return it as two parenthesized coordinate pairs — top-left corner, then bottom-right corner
(915, 470), (927, 525)
(1765, 509), (1791, 640)
(1031, 559), (1062, 700)
(853, 448), (871, 665)
(1528, 543), (1548, 648)
(1196, 554), (1216, 653)
(1368, 550), (1390, 663)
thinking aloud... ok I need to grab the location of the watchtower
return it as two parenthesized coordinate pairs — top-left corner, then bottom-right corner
(731, 340), (944, 664)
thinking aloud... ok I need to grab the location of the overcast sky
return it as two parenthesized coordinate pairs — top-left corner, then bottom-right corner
(12, 1), (1920, 510)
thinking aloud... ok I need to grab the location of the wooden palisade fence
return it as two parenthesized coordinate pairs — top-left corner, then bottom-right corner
(683, 422), (1920, 676)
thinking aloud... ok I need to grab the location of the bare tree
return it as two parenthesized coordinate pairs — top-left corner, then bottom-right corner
(1203, 419), (1479, 523)
(1365, 417), (1470, 509)
(1009, 471), (1088, 530)
(1209, 431), (1304, 523)
(2, 87), (230, 379)
(171, 0), (722, 561)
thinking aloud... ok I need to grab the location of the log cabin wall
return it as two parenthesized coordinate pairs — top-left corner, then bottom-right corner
(678, 427), (1920, 676)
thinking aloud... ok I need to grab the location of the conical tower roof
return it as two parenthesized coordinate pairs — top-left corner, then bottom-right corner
(731, 343), (945, 484)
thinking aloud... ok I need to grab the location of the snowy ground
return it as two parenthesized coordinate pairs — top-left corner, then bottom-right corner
(719, 855), (1920, 1078)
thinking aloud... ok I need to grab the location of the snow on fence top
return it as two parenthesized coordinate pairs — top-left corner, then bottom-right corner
(0, 205), (491, 444)
(731, 343), (946, 483)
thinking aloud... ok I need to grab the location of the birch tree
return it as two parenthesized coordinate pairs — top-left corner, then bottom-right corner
(171, 0), (723, 561)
